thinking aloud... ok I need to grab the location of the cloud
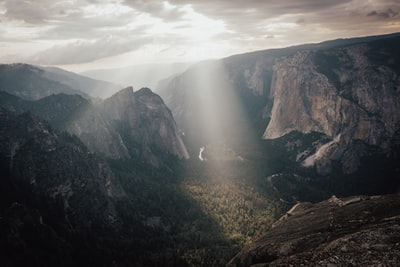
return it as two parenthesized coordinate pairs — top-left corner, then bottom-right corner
(296, 18), (306, 24)
(367, 8), (399, 19)
(3, 0), (49, 23)
(154, 0), (400, 37)
(1, 0), (400, 69)
(167, 0), (352, 21)
(122, 0), (187, 21)
(36, 12), (145, 40)
(1, 0), (85, 24)
(29, 35), (151, 65)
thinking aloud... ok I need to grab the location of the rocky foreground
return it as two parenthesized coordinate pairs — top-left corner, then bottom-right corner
(227, 194), (400, 267)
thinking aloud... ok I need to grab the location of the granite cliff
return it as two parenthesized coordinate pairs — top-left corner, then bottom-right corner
(98, 87), (189, 164)
(264, 37), (400, 174)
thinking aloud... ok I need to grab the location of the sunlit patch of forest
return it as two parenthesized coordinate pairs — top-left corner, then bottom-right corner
(181, 179), (278, 245)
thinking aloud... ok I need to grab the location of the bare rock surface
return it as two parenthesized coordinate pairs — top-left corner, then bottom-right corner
(227, 194), (400, 267)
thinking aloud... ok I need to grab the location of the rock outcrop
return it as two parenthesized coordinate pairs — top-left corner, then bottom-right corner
(226, 194), (400, 267)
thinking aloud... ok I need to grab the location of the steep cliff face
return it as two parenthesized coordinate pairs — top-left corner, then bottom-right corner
(227, 194), (400, 267)
(99, 87), (189, 164)
(263, 38), (400, 173)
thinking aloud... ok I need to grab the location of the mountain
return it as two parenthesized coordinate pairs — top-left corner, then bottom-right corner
(0, 87), (189, 166)
(0, 63), (86, 100)
(0, 63), (121, 100)
(156, 32), (400, 176)
(82, 62), (191, 90)
(226, 194), (400, 267)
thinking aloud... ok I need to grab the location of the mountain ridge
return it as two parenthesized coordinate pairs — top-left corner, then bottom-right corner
(0, 63), (121, 100)
(0, 86), (189, 167)
(157, 32), (400, 175)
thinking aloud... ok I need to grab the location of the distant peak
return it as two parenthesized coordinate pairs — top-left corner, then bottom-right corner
(135, 87), (153, 96)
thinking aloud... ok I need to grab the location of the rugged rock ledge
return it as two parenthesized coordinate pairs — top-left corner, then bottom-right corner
(226, 194), (400, 267)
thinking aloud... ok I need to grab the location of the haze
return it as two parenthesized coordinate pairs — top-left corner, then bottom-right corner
(1, 0), (399, 72)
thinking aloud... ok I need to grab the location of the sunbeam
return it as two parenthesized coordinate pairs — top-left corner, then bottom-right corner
(172, 59), (252, 152)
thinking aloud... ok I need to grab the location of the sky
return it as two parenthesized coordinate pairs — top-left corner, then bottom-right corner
(0, 0), (399, 72)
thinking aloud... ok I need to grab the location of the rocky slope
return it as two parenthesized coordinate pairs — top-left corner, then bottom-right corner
(0, 63), (120, 100)
(226, 194), (400, 267)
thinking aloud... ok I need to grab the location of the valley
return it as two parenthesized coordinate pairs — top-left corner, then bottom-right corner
(1, 32), (400, 266)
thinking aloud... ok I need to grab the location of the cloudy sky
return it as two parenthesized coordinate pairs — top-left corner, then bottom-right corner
(0, 0), (399, 71)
